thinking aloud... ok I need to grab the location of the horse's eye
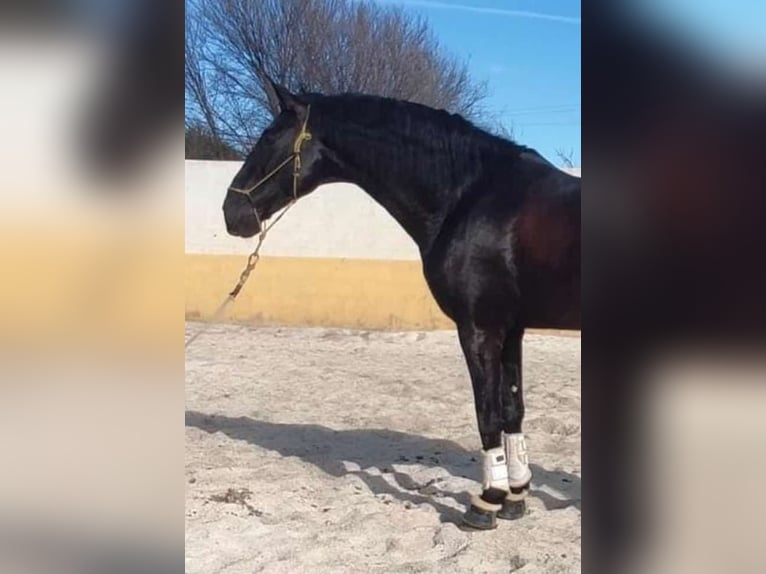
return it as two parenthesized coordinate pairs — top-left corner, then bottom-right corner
(261, 131), (279, 145)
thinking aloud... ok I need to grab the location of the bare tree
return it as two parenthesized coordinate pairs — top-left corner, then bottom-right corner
(185, 0), (491, 154)
(186, 10), (219, 143)
(555, 147), (576, 168)
(186, 125), (242, 160)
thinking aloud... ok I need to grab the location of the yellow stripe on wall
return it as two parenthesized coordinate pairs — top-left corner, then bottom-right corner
(186, 254), (454, 331)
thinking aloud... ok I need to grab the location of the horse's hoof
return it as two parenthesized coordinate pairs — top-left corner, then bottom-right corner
(460, 495), (501, 530)
(498, 485), (529, 520)
(461, 506), (497, 530)
(497, 498), (526, 520)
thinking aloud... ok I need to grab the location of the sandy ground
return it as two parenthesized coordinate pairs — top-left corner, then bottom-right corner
(185, 324), (581, 573)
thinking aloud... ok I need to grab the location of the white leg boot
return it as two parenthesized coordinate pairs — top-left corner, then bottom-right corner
(481, 446), (510, 492)
(470, 446), (510, 512)
(463, 447), (510, 529)
(504, 433), (532, 490)
(497, 433), (531, 520)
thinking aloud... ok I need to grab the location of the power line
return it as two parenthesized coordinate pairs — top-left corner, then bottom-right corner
(513, 121), (580, 127)
(503, 106), (580, 116)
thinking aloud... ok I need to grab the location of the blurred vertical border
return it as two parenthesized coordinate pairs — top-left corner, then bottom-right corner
(2, 0), (765, 572)
(583, 1), (766, 572)
(0, 1), (184, 573)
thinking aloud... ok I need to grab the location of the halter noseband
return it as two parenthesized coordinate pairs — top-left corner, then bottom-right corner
(228, 105), (313, 228)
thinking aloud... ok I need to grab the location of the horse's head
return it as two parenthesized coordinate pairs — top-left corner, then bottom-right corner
(223, 83), (332, 238)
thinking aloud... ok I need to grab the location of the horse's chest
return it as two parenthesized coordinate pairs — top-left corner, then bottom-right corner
(422, 237), (516, 322)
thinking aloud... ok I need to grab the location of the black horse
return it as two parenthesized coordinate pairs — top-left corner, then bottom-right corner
(223, 81), (580, 529)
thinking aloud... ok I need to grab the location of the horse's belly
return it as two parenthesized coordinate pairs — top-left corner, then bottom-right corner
(521, 271), (580, 330)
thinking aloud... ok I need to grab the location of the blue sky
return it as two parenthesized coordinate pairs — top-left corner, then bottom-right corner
(372, 0), (581, 166)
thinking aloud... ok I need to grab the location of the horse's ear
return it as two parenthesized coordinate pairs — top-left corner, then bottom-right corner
(262, 76), (281, 117)
(263, 77), (306, 117)
(274, 84), (307, 117)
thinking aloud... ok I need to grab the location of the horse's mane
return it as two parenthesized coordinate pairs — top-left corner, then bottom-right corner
(306, 92), (520, 151)
(302, 92), (524, 187)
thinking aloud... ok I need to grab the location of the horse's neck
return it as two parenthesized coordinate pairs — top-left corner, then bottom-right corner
(323, 122), (466, 252)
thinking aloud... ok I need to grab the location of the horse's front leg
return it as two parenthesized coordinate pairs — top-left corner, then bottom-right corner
(457, 322), (509, 530)
(498, 329), (532, 521)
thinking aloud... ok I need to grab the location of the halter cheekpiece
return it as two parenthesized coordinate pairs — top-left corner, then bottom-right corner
(228, 105), (313, 228)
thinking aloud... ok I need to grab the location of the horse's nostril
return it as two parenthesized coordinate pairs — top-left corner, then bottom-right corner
(224, 212), (260, 238)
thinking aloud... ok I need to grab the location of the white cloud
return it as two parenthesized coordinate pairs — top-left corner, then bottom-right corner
(379, 0), (580, 25)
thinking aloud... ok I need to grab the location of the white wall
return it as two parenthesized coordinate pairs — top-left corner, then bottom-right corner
(185, 160), (581, 260)
(185, 160), (419, 260)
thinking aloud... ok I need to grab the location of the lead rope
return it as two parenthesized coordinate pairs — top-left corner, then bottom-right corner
(185, 108), (312, 350)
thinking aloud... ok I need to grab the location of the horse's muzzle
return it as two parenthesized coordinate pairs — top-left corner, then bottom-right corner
(223, 192), (262, 238)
